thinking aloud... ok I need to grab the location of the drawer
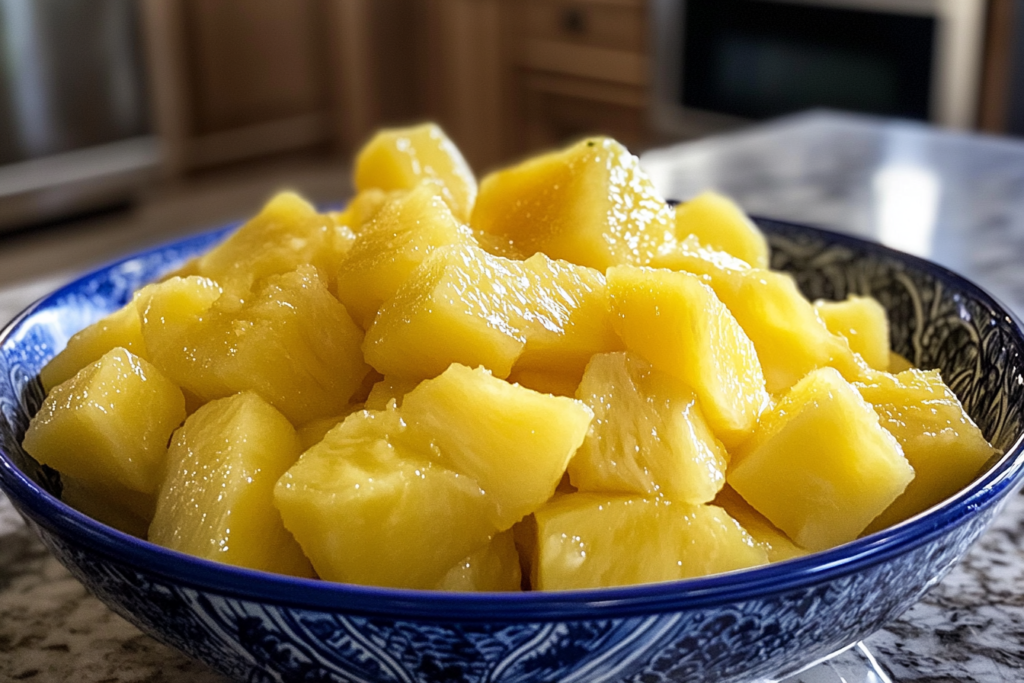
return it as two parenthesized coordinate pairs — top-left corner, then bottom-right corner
(522, 0), (646, 52)
(521, 39), (649, 86)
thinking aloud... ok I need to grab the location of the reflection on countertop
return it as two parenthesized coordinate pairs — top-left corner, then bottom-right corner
(2, 112), (1024, 681)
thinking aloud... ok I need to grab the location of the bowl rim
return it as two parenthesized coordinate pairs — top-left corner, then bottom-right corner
(2, 216), (1024, 623)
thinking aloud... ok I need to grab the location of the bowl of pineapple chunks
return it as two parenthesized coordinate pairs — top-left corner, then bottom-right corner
(2, 124), (1024, 683)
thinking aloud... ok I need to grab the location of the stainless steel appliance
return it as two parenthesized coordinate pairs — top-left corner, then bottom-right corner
(0, 0), (159, 230)
(650, 0), (987, 138)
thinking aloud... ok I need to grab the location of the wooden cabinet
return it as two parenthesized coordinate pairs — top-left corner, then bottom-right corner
(511, 0), (652, 154)
(141, 0), (654, 178)
(142, 0), (335, 174)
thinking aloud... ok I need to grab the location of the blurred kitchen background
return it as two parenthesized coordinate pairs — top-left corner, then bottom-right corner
(0, 0), (1021, 244)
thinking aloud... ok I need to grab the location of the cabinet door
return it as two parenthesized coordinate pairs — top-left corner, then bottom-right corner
(183, 0), (326, 135)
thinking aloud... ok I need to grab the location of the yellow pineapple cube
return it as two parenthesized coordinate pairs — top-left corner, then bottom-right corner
(674, 191), (770, 268)
(713, 485), (807, 562)
(607, 265), (769, 446)
(363, 245), (527, 379)
(336, 184), (473, 327)
(363, 376), (419, 410)
(815, 295), (891, 371)
(506, 367), (582, 398)
(355, 123), (477, 222)
(150, 392), (313, 577)
(533, 493), (767, 590)
(329, 188), (397, 235)
(145, 267), (369, 426)
(513, 253), (623, 376)
(195, 192), (335, 294)
(274, 408), (497, 588)
(858, 368), (997, 533)
(653, 237), (852, 393)
(40, 295), (148, 392)
(570, 352), (728, 504)
(728, 367), (914, 551)
(400, 363), (593, 529)
(434, 530), (522, 592)
(472, 137), (675, 269)
(23, 348), (185, 495)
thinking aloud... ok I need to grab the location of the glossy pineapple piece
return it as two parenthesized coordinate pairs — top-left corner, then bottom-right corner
(150, 392), (313, 577)
(513, 252), (623, 376)
(713, 485), (807, 562)
(400, 363), (593, 529)
(40, 295), (148, 392)
(674, 191), (770, 268)
(434, 530), (522, 592)
(570, 352), (728, 504)
(607, 265), (768, 447)
(363, 244), (527, 379)
(728, 367), (914, 552)
(653, 237), (853, 393)
(336, 184), (473, 327)
(354, 123), (477, 222)
(23, 347), (185, 495)
(858, 368), (997, 533)
(363, 376), (419, 410)
(815, 295), (891, 371)
(364, 243), (620, 380)
(533, 493), (767, 590)
(145, 266), (369, 426)
(472, 137), (675, 269)
(329, 188), (396, 235)
(195, 192), (336, 294)
(274, 408), (498, 588)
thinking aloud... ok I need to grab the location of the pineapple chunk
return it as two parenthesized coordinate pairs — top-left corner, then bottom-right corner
(434, 530), (522, 592)
(23, 348), (185, 495)
(364, 245), (527, 379)
(364, 376), (419, 410)
(150, 392), (313, 577)
(607, 265), (768, 447)
(570, 352), (728, 504)
(858, 369), (997, 533)
(506, 367), (581, 398)
(400, 363), (593, 529)
(365, 244), (620, 381)
(40, 295), (148, 392)
(336, 184), (473, 327)
(274, 408), (497, 588)
(653, 237), (853, 393)
(889, 351), (915, 373)
(355, 123), (477, 222)
(144, 267), (369, 426)
(674, 191), (770, 269)
(513, 252), (623, 376)
(533, 493), (767, 590)
(472, 137), (675, 269)
(194, 192), (335, 294)
(330, 188), (397, 235)
(815, 295), (891, 371)
(713, 486), (807, 562)
(728, 367), (914, 551)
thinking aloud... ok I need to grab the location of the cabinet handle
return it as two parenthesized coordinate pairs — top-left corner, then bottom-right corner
(560, 7), (587, 35)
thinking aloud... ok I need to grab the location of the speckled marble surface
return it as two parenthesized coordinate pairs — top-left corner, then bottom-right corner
(2, 113), (1024, 681)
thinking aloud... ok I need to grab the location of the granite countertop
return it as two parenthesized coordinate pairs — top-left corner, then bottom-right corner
(2, 112), (1024, 681)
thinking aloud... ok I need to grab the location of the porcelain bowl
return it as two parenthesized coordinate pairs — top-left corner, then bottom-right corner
(1, 218), (1023, 683)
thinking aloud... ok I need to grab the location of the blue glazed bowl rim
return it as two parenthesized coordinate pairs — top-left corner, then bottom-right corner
(2, 216), (1024, 624)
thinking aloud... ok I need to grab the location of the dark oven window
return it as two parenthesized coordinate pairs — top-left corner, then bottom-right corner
(682, 0), (935, 120)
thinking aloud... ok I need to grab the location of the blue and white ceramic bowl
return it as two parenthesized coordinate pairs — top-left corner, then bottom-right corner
(1, 218), (1023, 683)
